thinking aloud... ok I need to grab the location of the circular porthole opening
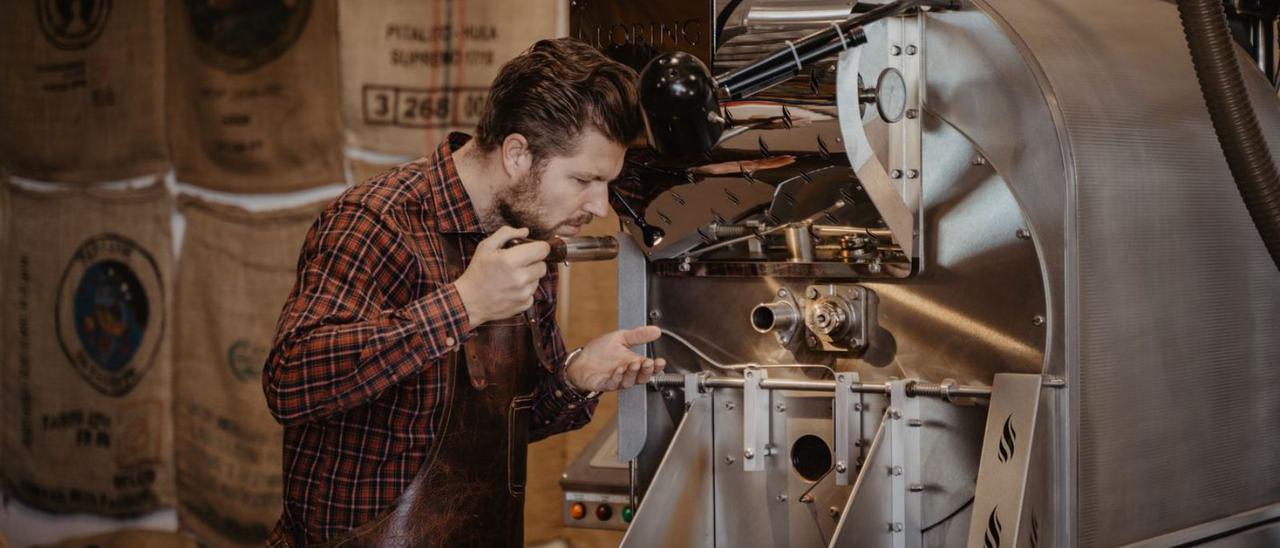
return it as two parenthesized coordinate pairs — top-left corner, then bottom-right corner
(791, 434), (833, 481)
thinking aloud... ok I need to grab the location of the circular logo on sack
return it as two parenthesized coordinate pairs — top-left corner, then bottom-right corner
(37, 0), (113, 51)
(56, 234), (165, 397)
(182, 0), (313, 73)
(226, 339), (268, 382)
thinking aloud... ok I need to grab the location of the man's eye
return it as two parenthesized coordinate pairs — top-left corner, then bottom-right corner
(575, 178), (591, 185)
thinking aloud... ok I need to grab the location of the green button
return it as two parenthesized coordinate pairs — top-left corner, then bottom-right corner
(622, 506), (634, 523)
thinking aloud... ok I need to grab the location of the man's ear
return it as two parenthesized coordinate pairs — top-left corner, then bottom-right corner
(500, 133), (533, 180)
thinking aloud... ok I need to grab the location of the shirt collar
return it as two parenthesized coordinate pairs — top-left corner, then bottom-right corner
(429, 132), (486, 235)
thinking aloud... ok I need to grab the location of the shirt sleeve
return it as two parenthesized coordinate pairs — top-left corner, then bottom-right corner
(262, 203), (473, 425)
(529, 274), (597, 442)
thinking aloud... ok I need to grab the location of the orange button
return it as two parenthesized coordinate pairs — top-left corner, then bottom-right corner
(569, 502), (586, 520)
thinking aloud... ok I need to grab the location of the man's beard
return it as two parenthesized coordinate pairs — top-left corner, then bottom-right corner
(490, 168), (591, 239)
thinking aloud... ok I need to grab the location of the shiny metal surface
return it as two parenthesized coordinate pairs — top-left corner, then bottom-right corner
(965, 0), (1280, 544)
(559, 235), (620, 262)
(619, 394), (716, 547)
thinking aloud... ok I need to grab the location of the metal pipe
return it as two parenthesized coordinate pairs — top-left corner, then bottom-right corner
(647, 373), (996, 399)
(784, 225), (815, 262)
(809, 225), (895, 240)
(751, 301), (801, 334)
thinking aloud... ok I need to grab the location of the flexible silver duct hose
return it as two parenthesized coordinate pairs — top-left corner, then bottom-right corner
(1177, 0), (1280, 271)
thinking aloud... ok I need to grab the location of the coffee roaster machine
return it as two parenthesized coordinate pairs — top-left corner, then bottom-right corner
(560, 0), (1280, 545)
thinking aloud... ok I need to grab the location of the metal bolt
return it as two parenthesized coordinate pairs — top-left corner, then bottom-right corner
(744, 448), (755, 459)
(776, 402), (787, 413)
(856, 456), (865, 465)
(909, 483), (925, 492)
(893, 522), (904, 533)
(807, 334), (820, 347)
(663, 389), (677, 400)
(648, 309), (662, 319)
(836, 462), (848, 473)
(907, 418), (923, 427)
(724, 455), (736, 465)
(1016, 228), (1032, 240)
(679, 261), (691, 272)
(888, 408), (902, 420)
(853, 403), (864, 412)
(806, 287), (820, 299)
(906, 108), (918, 119)
(972, 156), (987, 166)
(778, 288), (790, 298)
(724, 401), (735, 411)
(777, 494), (788, 502)
(829, 507), (841, 519)
(890, 45), (902, 56)
(1032, 315), (1046, 327)
(891, 169), (903, 179)
(891, 466), (903, 476)
(906, 169), (919, 179)
(854, 438), (865, 448)
(906, 45), (918, 55)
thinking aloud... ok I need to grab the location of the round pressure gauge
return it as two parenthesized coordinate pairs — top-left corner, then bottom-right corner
(875, 68), (908, 123)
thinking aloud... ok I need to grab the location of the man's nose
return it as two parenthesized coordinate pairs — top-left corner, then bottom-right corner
(583, 183), (609, 218)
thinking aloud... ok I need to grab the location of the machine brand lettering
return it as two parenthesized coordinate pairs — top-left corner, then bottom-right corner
(55, 234), (165, 397)
(226, 339), (267, 383)
(578, 19), (704, 50)
(183, 0), (312, 73)
(984, 507), (1003, 548)
(997, 413), (1017, 463)
(37, 0), (112, 51)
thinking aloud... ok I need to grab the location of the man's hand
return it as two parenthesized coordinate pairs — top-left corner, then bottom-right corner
(455, 226), (550, 326)
(566, 326), (668, 393)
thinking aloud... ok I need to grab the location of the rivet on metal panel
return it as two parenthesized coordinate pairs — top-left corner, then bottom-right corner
(891, 169), (903, 179)
(907, 418), (922, 427)
(725, 455), (736, 465)
(853, 403), (863, 411)
(649, 310), (662, 320)
(1032, 315), (1046, 326)
(891, 465), (903, 476)
(1016, 228), (1032, 240)
(778, 288), (790, 298)
(836, 462), (847, 473)
(829, 507), (841, 519)
(888, 408), (902, 420)
(806, 287), (820, 299)
(906, 169), (919, 179)
(971, 155), (987, 166)
(891, 45), (902, 56)
(744, 448), (755, 459)
(906, 45), (918, 55)
(906, 108), (918, 119)
(777, 494), (789, 503)
(909, 483), (924, 492)
(775, 402), (787, 413)
(724, 401), (735, 411)
(893, 522), (904, 532)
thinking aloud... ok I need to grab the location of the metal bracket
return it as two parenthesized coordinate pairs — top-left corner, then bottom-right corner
(888, 380), (924, 548)
(742, 368), (771, 472)
(887, 12), (925, 273)
(835, 372), (865, 486)
(835, 12), (925, 276)
(617, 235), (649, 462)
(966, 374), (1044, 548)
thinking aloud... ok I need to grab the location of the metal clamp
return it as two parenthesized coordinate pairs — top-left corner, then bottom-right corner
(742, 368), (771, 472)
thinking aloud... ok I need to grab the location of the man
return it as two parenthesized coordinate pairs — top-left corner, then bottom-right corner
(262, 38), (666, 546)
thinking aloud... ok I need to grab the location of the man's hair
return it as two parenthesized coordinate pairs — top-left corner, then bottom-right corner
(475, 38), (643, 161)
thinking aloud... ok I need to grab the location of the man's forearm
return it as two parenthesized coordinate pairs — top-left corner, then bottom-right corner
(263, 284), (472, 425)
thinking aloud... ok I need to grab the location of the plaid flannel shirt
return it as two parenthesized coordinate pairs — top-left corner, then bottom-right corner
(262, 133), (595, 546)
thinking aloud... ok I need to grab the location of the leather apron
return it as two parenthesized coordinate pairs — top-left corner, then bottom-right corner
(324, 234), (546, 547)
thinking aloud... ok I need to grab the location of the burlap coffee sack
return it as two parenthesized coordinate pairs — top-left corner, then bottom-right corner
(344, 155), (404, 186)
(167, 0), (344, 192)
(173, 195), (323, 546)
(37, 529), (198, 548)
(0, 0), (168, 182)
(1, 180), (174, 516)
(339, 0), (561, 157)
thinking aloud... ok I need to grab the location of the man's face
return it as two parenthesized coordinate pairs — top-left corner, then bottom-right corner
(495, 128), (626, 239)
